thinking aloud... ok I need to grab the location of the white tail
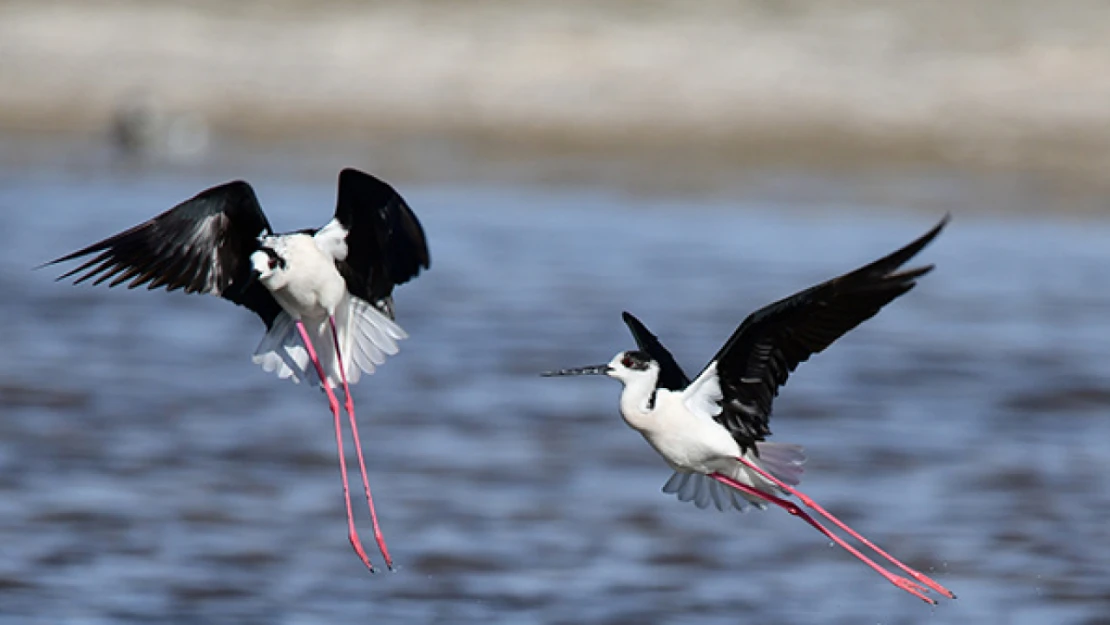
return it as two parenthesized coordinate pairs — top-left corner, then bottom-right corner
(662, 442), (807, 512)
(251, 294), (407, 388)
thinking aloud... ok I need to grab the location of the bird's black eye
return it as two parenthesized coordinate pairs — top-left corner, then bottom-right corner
(622, 355), (634, 368)
(268, 256), (278, 270)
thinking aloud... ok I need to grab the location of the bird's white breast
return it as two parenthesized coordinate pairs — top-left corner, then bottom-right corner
(260, 234), (346, 318)
(633, 390), (741, 474)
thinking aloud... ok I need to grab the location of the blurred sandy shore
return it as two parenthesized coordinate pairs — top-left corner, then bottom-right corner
(4, 0), (1110, 187)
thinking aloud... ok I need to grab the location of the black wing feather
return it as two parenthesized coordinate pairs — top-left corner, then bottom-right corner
(622, 311), (690, 391)
(705, 215), (949, 451)
(45, 180), (283, 328)
(333, 168), (430, 313)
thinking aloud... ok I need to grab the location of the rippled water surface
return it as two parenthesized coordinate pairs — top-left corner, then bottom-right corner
(2, 166), (1110, 624)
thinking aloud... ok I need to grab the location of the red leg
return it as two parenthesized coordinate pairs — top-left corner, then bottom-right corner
(295, 320), (376, 574)
(708, 472), (936, 605)
(329, 315), (393, 570)
(733, 456), (955, 599)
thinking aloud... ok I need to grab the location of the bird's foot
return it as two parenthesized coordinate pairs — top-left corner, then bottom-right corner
(892, 576), (936, 605)
(349, 533), (377, 574)
(908, 569), (956, 599)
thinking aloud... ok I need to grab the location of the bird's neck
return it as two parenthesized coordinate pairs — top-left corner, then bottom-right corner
(618, 375), (659, 432)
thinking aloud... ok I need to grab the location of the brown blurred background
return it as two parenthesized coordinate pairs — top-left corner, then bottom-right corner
(4, 0), (1110, 205)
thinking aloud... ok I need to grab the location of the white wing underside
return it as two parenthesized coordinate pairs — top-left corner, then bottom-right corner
(251, 293), (406, 389)
(662, 442), (807, 512)
(681, 360), (724, 423)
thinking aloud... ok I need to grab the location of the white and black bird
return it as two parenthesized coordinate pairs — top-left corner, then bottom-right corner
(544, 216), (954, 604)
(45, 168), (430, 574)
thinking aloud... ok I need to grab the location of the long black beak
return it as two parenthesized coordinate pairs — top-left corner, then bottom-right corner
(541, 364), (613, 377)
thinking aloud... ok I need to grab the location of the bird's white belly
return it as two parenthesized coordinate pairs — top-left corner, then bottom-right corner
(644, 427), (737, 473)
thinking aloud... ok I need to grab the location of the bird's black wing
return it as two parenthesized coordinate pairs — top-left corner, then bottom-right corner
(692, 215), (948, 451)
(332, 168), (430, 318)
(45, 181), (283, 328)
(622, 311), (690, 391)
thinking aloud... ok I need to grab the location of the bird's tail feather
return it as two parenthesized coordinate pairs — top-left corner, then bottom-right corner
(335, 294), (407, 386)
(252, 312), (314, 385)
(661, 442), (807, 513)
(754, 442), (807, 487)
(250, 295), (407, 389)
(663, 471), (760, 512)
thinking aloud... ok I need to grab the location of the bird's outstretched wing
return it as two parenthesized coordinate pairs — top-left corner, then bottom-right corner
(622, 311), (690, 391)
(683, 215), (949, 452)
(44, 181), (283, 328)
(331, 168), (430, 318)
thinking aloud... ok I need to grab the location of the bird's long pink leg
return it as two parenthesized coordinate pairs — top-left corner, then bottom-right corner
(733, 455), (955, 599)
(708, 472), (936, 605)
(295, 320), (376, 574)
(329, 315), (393, 570)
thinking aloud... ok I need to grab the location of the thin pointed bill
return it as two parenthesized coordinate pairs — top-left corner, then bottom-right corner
(541, 364), (612, 377)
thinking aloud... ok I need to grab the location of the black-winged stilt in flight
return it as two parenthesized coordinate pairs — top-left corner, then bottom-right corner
(45, 168), (430, 573)
(543, 216), (954, 604)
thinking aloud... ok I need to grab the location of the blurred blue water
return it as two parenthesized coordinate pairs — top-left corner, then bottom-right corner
(2, 165), (1110, 625)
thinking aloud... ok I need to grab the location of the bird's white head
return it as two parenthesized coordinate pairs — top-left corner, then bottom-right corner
(542, 350), (659, 386)
(543, 350), (663, 427)
(250, 246), (288, 287)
